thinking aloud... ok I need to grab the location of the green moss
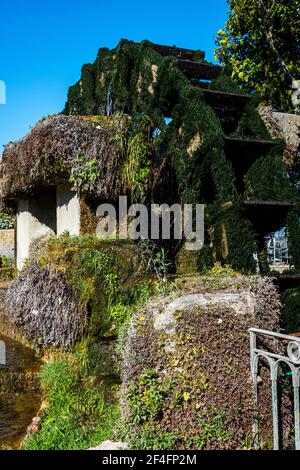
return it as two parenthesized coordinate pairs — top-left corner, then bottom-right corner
(206, 202), (257, 273)
(281, 287), (300, 333)
(244, 153), (295, 201)
(209, 73), (244, 94)
(236, 96), (270, 139)
(287, 210), (300, 271)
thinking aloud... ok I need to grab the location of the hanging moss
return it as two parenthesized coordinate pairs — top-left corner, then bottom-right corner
(236, 96), (270, 139)
(281, 287), (300, 332)
(212, 202), (257, 273)
(244, 153), (296, 201)
(209, 73), (244, 94)
(165, 87), (228, 205)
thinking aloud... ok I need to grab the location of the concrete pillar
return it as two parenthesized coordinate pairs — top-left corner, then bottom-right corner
(16, 193), (56, 270)
(56, 184), (80, 236)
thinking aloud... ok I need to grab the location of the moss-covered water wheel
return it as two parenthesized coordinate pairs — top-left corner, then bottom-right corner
(2, 39), (299, 274)
(61, 39), (299, 274)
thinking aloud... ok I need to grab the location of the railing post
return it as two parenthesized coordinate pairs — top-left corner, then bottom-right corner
(249, 328), (300, 450)
(292, 371), (300, 450)
(250, 330), (259, 448)
(270, 362), (279, 450)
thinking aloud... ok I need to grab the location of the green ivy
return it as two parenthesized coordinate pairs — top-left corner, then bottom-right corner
(0, 211), (14, 229)
(69, 154), (100, 192)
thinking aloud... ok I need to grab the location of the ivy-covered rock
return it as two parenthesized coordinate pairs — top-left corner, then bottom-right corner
(122, 275), (292, 449)
(6, 235), (147, 347)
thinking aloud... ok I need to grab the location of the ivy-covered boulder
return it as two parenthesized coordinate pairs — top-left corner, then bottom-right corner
(6, 236), (147, 348)
(122, 275), (292, 449)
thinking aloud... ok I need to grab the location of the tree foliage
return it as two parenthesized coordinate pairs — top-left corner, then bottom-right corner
(215, 0), (300, 111)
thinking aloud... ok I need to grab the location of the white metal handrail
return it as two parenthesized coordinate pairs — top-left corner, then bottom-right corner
(249, 327), (300, 450)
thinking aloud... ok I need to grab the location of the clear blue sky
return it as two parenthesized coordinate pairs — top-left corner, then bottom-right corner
(0, 0), (228, 154)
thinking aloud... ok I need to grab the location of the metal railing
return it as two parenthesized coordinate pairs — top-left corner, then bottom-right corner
(249, 328), (300, 449)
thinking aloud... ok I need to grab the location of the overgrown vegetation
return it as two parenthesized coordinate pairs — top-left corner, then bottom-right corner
(3, 39), (298, 273)
(0, 211), (14, 229)
(9, 235), (163, 450)
(281, 287), (300, 333)
(244, 152), (295, 201)
(3, 38), (300, 451)
(215, 0), (300, 111)
(23, 344), (120, 450)
(6, 234), (151, 346)
(122, 276), (293, 449)
(61, 38), (298, 273)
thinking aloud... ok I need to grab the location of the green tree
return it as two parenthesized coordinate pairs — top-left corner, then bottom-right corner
(215, 0), (300, 111)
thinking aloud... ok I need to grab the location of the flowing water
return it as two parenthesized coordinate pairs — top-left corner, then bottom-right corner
(105, 79), (113, 116)
(0, 311), (42, 449)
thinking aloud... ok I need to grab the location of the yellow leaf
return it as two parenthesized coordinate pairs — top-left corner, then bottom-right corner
(171, 358), (180, 367)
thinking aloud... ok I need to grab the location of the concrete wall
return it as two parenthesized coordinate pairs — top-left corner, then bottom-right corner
(56, 184), (80, 236)
(0, 229), (14, 259)
(16, 185), (80, 269)
(16, 193), (56, 270)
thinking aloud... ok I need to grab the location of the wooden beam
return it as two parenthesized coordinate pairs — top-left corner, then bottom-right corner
(201, 89), (251, 111)
(177, 60), (222, 80)
(244, 200), (294, 208)
(152, 43), (205, 61)
(244, 200), (294, 238)
(225, 136), (274, 147)
(275, 275), (300, 292)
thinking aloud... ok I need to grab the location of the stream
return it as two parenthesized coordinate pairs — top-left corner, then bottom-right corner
(0, 332), (42, 449)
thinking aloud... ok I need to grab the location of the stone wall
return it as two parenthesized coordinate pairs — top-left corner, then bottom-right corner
(259, 106), (300, 168)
